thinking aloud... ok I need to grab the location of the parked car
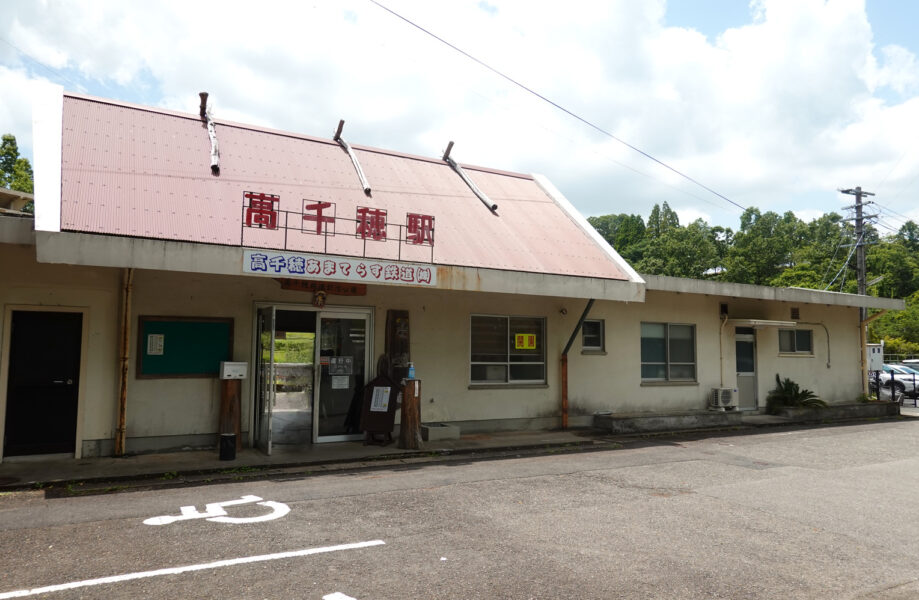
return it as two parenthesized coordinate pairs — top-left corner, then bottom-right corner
(870, 363), (919, 398)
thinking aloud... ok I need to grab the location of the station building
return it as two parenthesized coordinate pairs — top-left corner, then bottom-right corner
(0, 86), (902, 460)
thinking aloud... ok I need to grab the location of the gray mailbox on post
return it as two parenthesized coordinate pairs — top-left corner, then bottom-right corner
(218, 362), (247, 460)
(219, 361), (248, 380)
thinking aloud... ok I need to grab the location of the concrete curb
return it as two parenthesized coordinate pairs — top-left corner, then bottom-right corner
(1, 411), (912, 496)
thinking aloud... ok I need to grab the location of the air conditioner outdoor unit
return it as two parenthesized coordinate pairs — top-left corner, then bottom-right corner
(710, 387), (739, 410)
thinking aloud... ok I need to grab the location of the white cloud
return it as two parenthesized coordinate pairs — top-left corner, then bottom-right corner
(674, 207), (712, 226)
(1, 0), (918, 229)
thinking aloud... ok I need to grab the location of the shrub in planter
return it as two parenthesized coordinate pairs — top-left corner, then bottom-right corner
(765, 374), (827, 415)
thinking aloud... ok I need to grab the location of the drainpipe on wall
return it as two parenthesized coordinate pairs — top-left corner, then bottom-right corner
(560, 299), (594, 429)
(115, 268), (134, 457)
(719, 315), (728, 387)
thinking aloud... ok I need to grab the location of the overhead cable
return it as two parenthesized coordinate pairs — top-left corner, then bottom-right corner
(367, 0), (747, 213)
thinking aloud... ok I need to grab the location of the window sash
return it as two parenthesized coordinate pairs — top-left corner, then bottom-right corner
(582, 320), (604, 350)
(779, 329), (813, 354)
(471, 315), (546, 384)
(640, 322), (696, 381)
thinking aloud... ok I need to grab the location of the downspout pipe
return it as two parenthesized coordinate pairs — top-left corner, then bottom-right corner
(560, 299), (594, 429)
(115, 267), (134, 457)
(719, 315), (728, 387)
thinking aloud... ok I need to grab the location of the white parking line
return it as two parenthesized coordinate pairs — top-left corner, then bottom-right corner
(0, 540), (385, 599)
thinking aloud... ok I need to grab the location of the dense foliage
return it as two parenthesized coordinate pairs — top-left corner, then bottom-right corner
(1, 134), (34, 213)
(587, 203), (919, 353)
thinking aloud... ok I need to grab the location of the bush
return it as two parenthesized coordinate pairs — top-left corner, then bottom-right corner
(765, 374), (827, 415)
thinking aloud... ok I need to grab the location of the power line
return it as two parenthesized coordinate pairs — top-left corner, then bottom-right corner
(820, 218), (852, 286)
(874, 202), (913, 226)
(367, 0), (747, 213)
(824, 230), (862, 291)
(0, 36), (83, 91)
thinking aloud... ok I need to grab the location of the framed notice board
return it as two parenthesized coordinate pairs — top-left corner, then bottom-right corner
(137, 316), (234, 379)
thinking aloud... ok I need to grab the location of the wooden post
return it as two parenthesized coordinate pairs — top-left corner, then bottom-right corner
(399, 379), (422, 450)
(219, 379), (242, 450)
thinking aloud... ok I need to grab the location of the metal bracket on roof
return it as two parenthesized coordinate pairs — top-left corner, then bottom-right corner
(334, 120), (372, 197)
(442, 141), (497, 213)
(199, 92), (220, 176)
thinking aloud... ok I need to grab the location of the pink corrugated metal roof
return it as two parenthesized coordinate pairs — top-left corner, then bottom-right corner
(59, 94), (630, 281)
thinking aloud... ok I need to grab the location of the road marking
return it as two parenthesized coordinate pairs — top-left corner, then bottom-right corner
(323, 594), (357, 600)
(0, 540), (385, 599)
(143, 495), (290, 525)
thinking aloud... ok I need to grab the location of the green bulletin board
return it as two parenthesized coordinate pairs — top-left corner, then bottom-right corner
(137, 316), (233, 378)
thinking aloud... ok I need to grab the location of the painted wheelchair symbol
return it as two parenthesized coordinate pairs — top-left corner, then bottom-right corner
(143, 495), (291, 526)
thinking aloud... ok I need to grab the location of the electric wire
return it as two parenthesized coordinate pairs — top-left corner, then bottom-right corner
(824, 230), (863, 291)
(820, 216), (852, 286)
(0, 36), (84, 91)
(875, 202), (913, 225)
(367, 0), (747, 213)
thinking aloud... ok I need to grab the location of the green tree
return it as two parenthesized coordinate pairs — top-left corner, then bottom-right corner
(866, 241), (919, 299)
(586, 213), (647, 263)
(646, 202), (680, 239)
(723, 208), (799, 285)
(897, 221), (919, 253)
(0, 134), (18, 183)
(870, 290), (919, 344)
(1, 133), (35, 212)
(772, 213), (848, 290)
(636, 218), (718, 278)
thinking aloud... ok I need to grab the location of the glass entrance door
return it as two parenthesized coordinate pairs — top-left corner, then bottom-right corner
(254, 307), (276, 454)
(254, 305), (371, 451)
(315, 313), (369, 442)
(271, 310), (315, 446)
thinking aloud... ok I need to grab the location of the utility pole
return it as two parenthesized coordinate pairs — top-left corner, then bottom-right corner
(840, 186), (875, 320)
(840, 186), (876, 397)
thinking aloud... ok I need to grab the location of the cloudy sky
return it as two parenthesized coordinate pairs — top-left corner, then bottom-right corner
(2, 0), (918, 232)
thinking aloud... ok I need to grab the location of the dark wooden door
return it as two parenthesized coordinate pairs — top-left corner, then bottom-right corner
(4, 311), (82, 456)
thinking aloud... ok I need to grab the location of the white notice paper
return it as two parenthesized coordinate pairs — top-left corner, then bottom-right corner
(147, 334), (164, 356)
(370, 386), (391, 412)
(331, 375), (349, 389)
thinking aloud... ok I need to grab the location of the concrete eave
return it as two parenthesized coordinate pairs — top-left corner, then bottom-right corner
(642, 273), (905, 310)
(35, 231), (646, 302)
(0, 188), (34, 212)
(0, 215), (36, 246)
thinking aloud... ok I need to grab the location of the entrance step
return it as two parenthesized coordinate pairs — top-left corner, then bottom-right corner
(421, 423), (461, 441)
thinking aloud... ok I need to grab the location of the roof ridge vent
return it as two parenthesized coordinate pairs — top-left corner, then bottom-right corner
(333, 120), (372, 196)
(443, 141), (497, 213)
(198, 92), (220, 176)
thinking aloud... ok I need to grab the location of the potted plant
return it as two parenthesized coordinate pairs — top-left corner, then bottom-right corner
(765, 374), (827, 415)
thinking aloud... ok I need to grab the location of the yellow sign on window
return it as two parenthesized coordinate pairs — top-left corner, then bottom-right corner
(514, 333), (537, 349)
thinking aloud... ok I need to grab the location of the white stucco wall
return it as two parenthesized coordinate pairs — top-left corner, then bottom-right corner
(0, 243), (120, 458)
(127, 269), (574, 439)
(566, 290), (863, 415)
(1, 239), (870, 457)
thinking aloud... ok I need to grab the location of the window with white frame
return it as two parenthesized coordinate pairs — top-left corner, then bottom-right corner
(471, 315), (546, 384)
(779, 329), (813, 354)
(582, 319), (605, 352)
(640, 322), (696, 381)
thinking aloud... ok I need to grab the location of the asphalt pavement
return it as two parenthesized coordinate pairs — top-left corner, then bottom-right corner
(3, 416), (919, 598)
